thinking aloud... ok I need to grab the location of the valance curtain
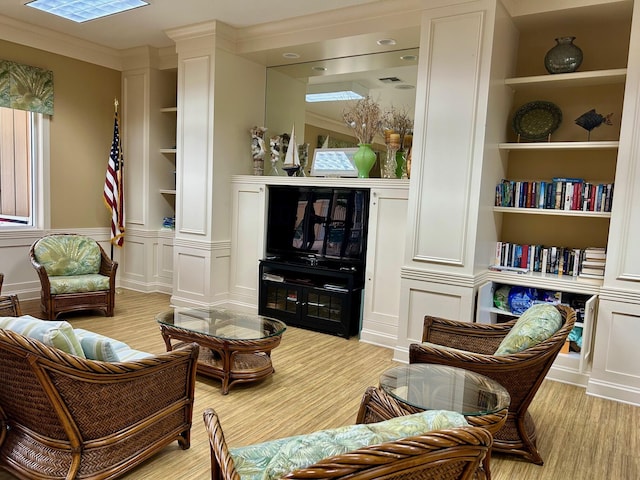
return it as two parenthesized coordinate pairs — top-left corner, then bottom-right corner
(0, 60), (54, 115)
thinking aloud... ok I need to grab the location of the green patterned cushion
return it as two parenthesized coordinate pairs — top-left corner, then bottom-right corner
(494, 303), (563, 355)
(33, 235), (101, 276)
(229, 409), (468, 480)
(49, 274), (110, 294)
(74, 328), (120, 362)
(0, 315), (85, 358)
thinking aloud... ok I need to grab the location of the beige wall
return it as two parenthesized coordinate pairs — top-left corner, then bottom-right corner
(1, 39), (121, 229)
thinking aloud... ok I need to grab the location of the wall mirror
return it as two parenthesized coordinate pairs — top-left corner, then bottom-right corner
(265, 47), (420, 154)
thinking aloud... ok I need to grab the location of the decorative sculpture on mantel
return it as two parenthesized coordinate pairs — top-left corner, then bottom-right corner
(250, 126), (267, 175)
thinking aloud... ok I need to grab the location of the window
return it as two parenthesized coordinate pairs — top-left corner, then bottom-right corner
(0, 106), (40, 226)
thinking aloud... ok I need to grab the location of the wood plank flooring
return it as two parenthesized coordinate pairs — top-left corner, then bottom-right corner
(1, 289), (639, 479)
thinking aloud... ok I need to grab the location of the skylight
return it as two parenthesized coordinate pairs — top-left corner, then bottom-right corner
(26, 0), (149, 23)
(305, 91), (365, 103)
(305, 82), (368, 103)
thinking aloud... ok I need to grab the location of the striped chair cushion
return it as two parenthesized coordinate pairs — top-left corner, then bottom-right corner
(0, 315), (85, 357)
(74, 328), (152, 362)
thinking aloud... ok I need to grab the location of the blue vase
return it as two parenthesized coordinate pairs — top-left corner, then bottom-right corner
(354, 144), (376, 178)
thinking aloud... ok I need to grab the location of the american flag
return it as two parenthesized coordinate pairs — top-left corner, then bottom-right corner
(103, 112), (125, 246)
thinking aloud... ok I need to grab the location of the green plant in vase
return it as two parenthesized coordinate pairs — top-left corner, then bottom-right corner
(343, 96), (386, 178)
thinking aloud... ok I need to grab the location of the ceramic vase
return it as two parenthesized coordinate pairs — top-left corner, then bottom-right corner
(544, 36), (583, 74)
(354, 143), (376, 178)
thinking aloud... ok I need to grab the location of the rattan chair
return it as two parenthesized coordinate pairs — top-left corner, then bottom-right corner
(0, 294), (21, 316)
(409, 304), (576, 465)
(29, 233), (118, 319)
(203, 400), (493, 480)
(0, 327), (199, 480)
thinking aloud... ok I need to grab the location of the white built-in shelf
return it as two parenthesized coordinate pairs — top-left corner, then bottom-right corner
(160, 148), (177, 154)
(493, 206), (611, 218)
(160, 107), (177, 113)
(160, 189), (176, 195)
(499, 141), (619, 151)
(486, 269), (602, 295)
(485, 306), (586, 327)
(505, 68), (627, 89)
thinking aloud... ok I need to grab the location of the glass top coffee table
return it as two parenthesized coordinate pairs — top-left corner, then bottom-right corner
(156, 306), (286, 394)
(357, 364), (510, 480)
(379, 363), (510, 418)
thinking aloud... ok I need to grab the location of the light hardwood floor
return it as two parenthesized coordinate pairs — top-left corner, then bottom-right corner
(1, 289), (638, 479)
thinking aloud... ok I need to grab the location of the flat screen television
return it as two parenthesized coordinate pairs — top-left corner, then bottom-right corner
(266, 185), (369, 265)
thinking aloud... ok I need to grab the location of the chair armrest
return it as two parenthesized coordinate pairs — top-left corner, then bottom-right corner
(203, 408), (240, 480)
(282, 427), (493, 479)
(99, 247), (118, 278)
(29, 251), (52, 291)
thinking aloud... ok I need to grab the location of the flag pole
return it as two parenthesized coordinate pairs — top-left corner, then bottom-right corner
(111, 98), (118, 261)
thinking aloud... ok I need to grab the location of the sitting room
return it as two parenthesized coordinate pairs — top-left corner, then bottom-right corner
(1, 0), (640, 478)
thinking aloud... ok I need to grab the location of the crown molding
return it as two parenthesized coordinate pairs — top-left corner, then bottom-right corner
(0, 14), (123, 70)
(234, 0), (427, 56)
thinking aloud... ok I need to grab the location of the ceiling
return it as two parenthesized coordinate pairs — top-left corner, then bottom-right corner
(0, 0), (382, 51)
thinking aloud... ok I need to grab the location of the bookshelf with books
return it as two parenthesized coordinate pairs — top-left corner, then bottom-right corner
(492, 11), (627, 290)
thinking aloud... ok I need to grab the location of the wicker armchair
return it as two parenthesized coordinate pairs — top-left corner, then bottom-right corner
(0, 294), (21, 316)
(29, 233), (118, 319)
(204, 397), (493, 480)
(409, 304), (576, 465)
(0, 327), (199, 480)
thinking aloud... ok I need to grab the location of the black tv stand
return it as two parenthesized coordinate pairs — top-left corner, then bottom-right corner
(258, 258), (363, 338)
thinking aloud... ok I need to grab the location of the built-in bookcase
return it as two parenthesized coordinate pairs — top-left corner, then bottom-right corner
(493, 9), (631, 287)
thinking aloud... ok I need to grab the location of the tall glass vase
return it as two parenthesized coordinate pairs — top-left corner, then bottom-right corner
(354, 143), (377, 178)
(384, 144), (399, 178)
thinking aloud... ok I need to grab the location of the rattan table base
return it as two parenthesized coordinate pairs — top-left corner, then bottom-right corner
(160, 325), (282, 394)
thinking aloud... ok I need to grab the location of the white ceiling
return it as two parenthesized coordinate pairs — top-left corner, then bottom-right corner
(0, 0), (381, 50)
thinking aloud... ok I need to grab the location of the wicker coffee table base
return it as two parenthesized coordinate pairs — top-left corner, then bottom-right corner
(160, 325), (282, 394)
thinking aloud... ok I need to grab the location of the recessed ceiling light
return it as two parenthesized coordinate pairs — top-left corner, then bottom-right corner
(282, 52), (301, 59)
(377, 38), (397, 46)
(400, 54), (418, 61)
(395, 84), (415, 90)
(25, 0), (149, 23)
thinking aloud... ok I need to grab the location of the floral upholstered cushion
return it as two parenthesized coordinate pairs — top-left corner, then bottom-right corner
(494, 303), (563, 355)
(48, 274), (111, 294)
(0, 315), (85, 357)
(229, 409), (468, 480)
(33, 235), (101, 276)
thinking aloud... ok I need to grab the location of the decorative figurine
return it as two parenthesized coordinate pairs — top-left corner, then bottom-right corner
(269, 135), (284, 176)
(250, 126), (267, 175)
(282, 125), (300, 177)
(575, 109), (613, 140)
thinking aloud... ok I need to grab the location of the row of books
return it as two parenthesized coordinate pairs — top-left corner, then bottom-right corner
(492, 242), (606, 277)
(495, 178), (614, 212)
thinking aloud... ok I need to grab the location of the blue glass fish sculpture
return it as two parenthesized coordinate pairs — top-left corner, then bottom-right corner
(575, 109), (613, 140)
